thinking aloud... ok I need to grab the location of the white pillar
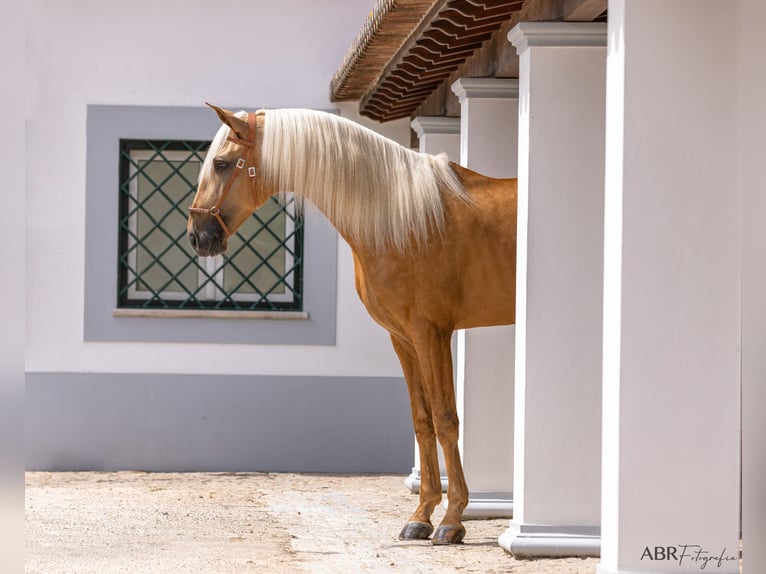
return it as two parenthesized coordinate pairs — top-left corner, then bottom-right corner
(741, 0), (766, 571)
(450, 77), (518, 519)
(404, 115), (460, 494)
(499, 22), (606, 557)
(597, 2), (740, 573)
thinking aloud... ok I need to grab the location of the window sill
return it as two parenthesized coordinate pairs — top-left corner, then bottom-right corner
(112, 308), (310, 320)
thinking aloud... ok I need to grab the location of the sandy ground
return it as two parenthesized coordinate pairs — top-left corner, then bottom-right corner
(26, 472), (600, 574)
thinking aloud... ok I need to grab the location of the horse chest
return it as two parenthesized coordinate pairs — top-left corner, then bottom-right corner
(352, 249), (464, 335)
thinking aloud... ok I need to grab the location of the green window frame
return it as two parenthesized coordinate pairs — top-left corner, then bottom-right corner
(117, 139), (303, 311)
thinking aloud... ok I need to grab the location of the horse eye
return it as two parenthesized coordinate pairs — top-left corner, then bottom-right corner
(213, 159), (229, 171)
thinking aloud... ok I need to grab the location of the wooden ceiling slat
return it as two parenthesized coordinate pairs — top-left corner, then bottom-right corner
(376, 82), (439, 99)
(389, 68), (453, 85)
(447, 0), (525, 19)
(430, 21), (497, 42)
(415, 35), (480, 55)
(439, 11), (515, 29)
(402, 52), (470, 71)
(409, 41), (478, 60)
(421, 27), (484, 49)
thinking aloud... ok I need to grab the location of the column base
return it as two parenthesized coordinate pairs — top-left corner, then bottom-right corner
(403, 467), (448, 494)
(498, 520), (600, 558)
(442, 491), (514, 519)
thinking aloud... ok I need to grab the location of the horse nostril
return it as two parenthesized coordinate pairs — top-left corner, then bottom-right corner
(188, 229), (198, 251)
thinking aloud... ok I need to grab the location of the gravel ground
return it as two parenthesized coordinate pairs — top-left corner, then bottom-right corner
(26, 472), (599, 573)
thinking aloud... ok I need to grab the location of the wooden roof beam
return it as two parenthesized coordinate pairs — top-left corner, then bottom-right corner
(562, 0), (607, 21)
(342, 0), (609, 121)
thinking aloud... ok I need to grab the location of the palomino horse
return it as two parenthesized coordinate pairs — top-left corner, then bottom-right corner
(188, 105), (517, 545)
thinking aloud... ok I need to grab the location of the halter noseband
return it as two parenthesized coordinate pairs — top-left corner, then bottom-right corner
(189, 112), (259, 237)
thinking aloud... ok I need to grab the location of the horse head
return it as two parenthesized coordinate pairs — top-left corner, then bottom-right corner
(187, 104), (271, 256)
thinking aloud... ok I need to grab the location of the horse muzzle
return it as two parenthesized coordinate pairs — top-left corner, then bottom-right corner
(187, 217), (228, 257)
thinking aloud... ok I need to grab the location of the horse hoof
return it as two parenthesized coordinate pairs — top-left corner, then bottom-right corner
(431, 524), (466, 545)
(399, 521), (434, 540)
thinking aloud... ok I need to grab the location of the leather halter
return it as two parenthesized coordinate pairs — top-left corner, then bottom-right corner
(189, 112), (259, 237)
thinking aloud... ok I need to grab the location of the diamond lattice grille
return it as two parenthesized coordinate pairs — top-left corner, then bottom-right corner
(117, 140), (303, 311)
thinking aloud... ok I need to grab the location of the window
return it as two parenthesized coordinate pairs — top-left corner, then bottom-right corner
(117, 140), (303, 311)
(84, 105), (337, 345)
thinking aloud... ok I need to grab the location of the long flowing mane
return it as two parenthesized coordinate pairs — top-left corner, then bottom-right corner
(259, 109), (470, 251)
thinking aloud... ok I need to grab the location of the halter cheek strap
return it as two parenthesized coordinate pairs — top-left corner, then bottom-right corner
(189, 112), (259, 237)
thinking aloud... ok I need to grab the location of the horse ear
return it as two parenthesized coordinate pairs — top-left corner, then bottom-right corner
(206, 103), (249, 140)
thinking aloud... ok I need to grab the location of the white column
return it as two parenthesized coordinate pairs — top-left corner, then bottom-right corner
(597, 2), (740, 573)
(450, 77), (518, 519)
(404, 115), (460, 494)
(499, 22), (606, 557)
(741, 1), (766, 572)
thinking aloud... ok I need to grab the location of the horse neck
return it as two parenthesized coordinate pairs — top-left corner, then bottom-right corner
(262, 109), (464, 252)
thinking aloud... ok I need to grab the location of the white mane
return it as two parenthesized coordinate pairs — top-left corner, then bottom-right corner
(260, 109), (469, 251)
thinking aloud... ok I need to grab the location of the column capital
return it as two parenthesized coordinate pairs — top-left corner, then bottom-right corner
(410, 116), (460, 138)
(451, 77), (519, 104)
(508, 22), (606, 55)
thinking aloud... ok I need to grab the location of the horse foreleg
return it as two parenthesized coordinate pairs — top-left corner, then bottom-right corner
(390, 334), (442, 540)
(411, 326), (468, 545)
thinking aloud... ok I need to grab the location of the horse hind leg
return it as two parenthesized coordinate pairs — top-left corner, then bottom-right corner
(410, 325), (468, 545)
(390, 335), (442, 540)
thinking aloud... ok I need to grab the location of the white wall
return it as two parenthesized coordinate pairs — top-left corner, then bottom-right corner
(25, 0), (420, 473)
(25, 0), (406, 379)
